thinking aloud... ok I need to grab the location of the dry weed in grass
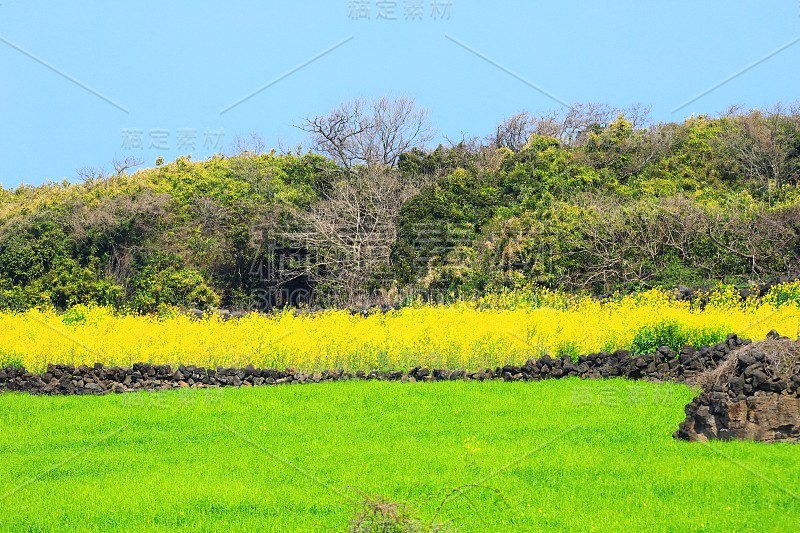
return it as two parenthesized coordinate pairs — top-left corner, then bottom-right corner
(697, 337), (800, 389)
(348, 485), (506, 533)
(350, 496), (428, 533)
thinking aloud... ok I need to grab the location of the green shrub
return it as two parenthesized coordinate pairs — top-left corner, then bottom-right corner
(128, 266), (221, 313)
(686, 325), (730, 348)
(763, 281), (800, 308)
(630, 320), (728, 355)
(47, 257), (123, 310)
(555, 340), (582, 360)
(0, 350), (24, 369)
(631, 320), (685, 354)
(61, 305), (90, 325)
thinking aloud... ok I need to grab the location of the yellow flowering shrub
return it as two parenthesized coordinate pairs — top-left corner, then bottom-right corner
(1, 287), (798, 372)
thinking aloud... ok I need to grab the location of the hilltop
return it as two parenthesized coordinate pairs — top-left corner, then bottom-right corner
(1, 101), (799, 313)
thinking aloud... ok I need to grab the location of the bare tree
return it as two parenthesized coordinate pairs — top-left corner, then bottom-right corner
(232, 132), (267, 155)
(706, 202), (800, 277)
(491, 112), (534, 151)
(561, 102), (618, 145)
(112, 155), (143, 175)
(75, 166), (105, 184)
(623, 103), (653, 129)
(295, 167), (431, 304)
(66, 189), (171, 290)
(300, 97), (433, 170)
(716, 105), (800, 193)
(75, 155), (143, 184)
(492, 103), (653, 151)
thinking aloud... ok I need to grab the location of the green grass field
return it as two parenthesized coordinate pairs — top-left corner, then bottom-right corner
(1, 380), (798, 532)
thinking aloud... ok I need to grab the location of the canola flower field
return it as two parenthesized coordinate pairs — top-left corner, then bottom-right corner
(1, 286), (800, 373)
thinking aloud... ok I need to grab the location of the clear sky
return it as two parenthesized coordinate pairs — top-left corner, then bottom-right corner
(1, 1), (799, 187)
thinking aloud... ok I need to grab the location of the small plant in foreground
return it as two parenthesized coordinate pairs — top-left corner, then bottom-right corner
(350, 496), (429, 532)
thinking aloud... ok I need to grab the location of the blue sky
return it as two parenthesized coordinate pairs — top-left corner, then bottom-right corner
(1, 1), (799, 187)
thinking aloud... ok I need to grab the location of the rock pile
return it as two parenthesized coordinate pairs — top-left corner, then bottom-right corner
(674, 332), (800, 443)
(0, 334), (749, 395)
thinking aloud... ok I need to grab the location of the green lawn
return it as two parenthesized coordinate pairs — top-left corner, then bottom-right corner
(0, 380), (798, 532)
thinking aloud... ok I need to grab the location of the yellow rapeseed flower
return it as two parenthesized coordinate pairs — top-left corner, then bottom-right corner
(0, 288), (797, 372)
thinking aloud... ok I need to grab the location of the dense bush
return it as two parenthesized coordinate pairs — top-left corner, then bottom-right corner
(1, 103), (800, 312)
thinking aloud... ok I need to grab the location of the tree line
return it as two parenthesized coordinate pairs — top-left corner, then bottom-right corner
(1, 98), (799, 312)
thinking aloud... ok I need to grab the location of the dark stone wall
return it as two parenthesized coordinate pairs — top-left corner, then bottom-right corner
(2, 332), (797, 443)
